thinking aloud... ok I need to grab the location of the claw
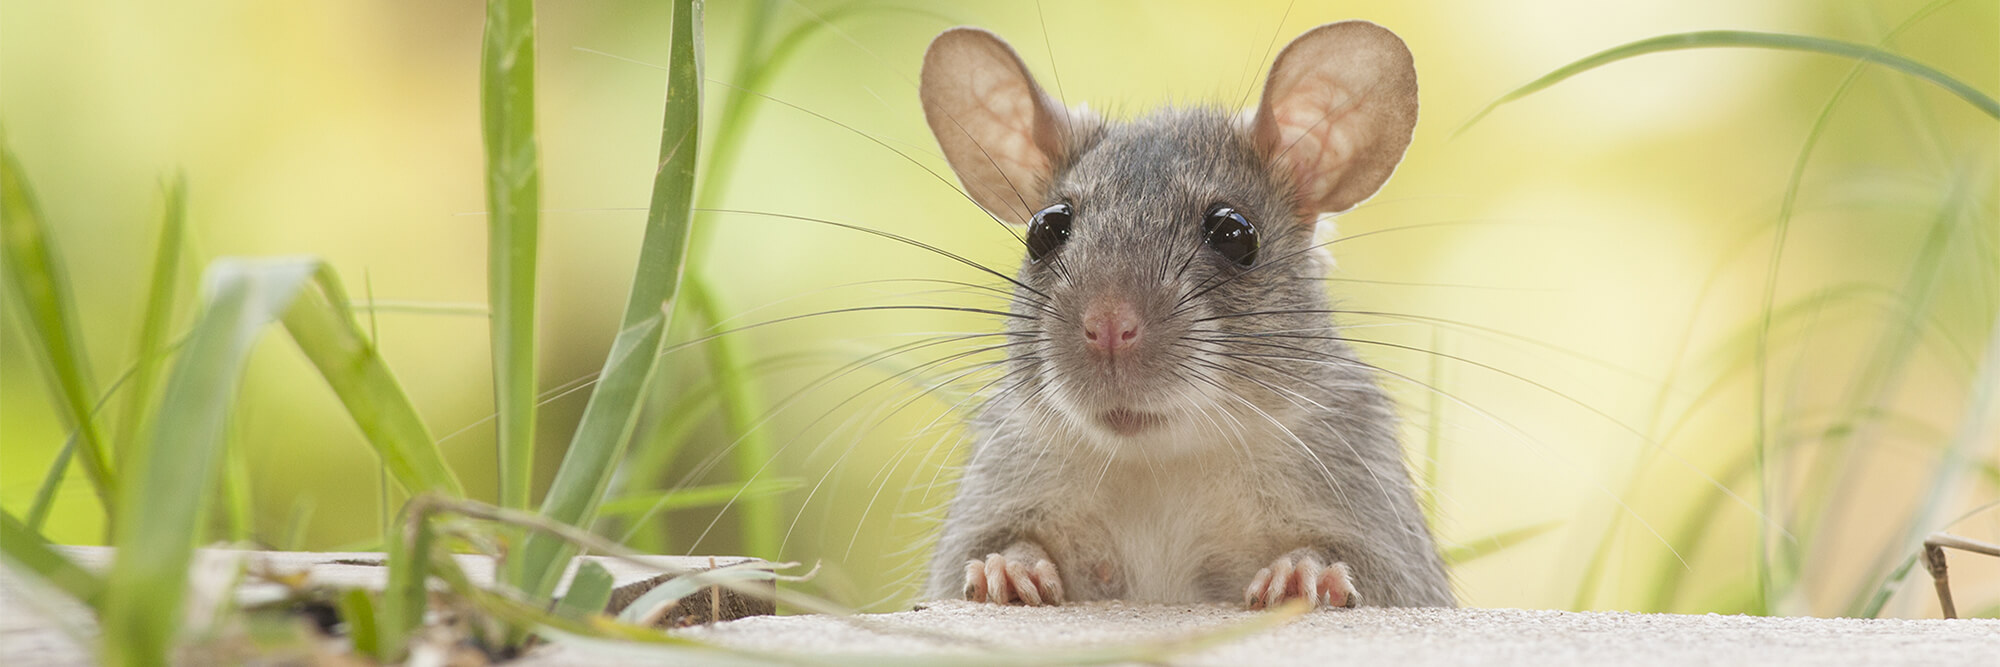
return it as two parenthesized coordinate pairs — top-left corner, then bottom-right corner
(1246, 549), (1359, 610)
(964, 558), (988, 602)
(962, 543), (1065, 606)
(985, 553), (1012, 604)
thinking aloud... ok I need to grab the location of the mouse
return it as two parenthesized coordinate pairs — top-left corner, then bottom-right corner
(915, 20), (1453, 609)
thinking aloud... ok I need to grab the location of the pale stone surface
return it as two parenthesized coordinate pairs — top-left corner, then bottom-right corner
(9, 550), (1996, 665)
(621, 600), (1999, 667)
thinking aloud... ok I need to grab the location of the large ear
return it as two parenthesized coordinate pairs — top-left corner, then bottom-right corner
(1251, 21), (1418, 214)
(920, 27), (1072, 226)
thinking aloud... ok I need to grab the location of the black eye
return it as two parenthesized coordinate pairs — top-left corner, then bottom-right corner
(1202, 206), (1258, 267)
(1027, 203), (1073, 262)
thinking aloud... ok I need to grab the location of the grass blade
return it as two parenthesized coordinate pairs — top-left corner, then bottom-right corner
(82, 256), (462, 664)
(380, 501), (436, 662)
(1420, 326), (1447, 517)
(1444, 521), (1561, 567)
(599, 477), (804, 522)
(688, 283), (782, 559)
(25, 437), (76, 532)
(0, 132), (116, 511)
(613, 563), (776, 625)
(1853, 308), (2000, 616)
(28, 363), (142, 532)
(338, 588), (382, 659)
(0, 510), (104, 606)
(660, 1), (960, 562)
(1456, 30), (2000, 137)
(514, 0), (704, 602)
(673, 0), (943, 563)
(112, 172), (189, 462)
(100, 258), (318, 667)
(283, 266), (464, 496)
(555, 560), (616, 620)
(481, 0), (543, 510)
(221, 425), (254, 542)
(1811, 175), (1972, 613)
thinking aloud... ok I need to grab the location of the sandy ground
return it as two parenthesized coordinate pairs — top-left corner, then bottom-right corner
(617, 600), (2000, 666)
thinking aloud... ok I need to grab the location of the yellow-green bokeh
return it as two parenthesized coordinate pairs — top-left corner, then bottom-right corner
(3, 0), (1995, 617)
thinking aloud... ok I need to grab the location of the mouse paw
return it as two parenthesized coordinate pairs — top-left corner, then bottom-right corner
(1244, 548), (1358, 610)
(962, 542), (1064, 606)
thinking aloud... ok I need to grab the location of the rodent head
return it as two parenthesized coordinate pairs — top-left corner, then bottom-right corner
(919, 22), (1418, 456)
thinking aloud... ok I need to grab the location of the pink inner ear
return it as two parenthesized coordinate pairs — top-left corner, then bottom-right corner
(1270, 78), (1364, 211)
(975, 90), (1053, 194)
(921, 28), (1069, 226)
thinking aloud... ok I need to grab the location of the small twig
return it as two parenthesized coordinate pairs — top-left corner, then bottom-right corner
(394, 493), (1306, 656)
(1922, 532), (2000, 619)
(401, 494), (798, 607)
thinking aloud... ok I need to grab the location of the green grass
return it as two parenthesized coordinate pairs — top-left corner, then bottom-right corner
(650, 0), (952, 563)
(1456, 29), (2000, 137)
(1464, 7), (1998, 616)
(1, 132), (117, 515)
(112, 173), (187, 464)
(4, 3), (1995, 664)
(481, 0), (543, 512)
(2, 0), (1308, 660)
(508, 0), (705, 607)
(280, 265), (465, 496)
(0, 510), (104, 605)
(4, 130), (470, 660)
(1561, 1), (1972, 612)
(99, 259), (320, 667)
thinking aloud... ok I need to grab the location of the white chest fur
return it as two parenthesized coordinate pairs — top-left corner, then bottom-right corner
(1081, 451), (1279, 603)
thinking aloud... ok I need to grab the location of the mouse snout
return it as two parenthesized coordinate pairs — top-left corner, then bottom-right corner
(1081, 298), (1143, 355)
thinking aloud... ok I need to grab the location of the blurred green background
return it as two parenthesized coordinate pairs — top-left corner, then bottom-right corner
(3, 0), (1995, 617)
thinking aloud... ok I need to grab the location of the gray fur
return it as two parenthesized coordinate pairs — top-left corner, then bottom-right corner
(923, 108), (1453, 607)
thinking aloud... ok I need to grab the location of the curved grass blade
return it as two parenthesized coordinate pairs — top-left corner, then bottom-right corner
(411, 493), (1311, 663)
(481, 0), (543, 511)
(689, 282), (783, 559)
(515, 0), (704, 602)
(25, 437), (76, 532)
(688, 1), (954, 247)
(353, 299), (489, 317)
(379, 498), (436, 662)
(678, 2), (954, 560)
(1455, 30), (2000, 137)
(82, 255), (460, 665)
(1813, 172), (1976, 614)
(555, 560), (617, 620)
(100, 258), (318, 667)
(1560, 2), (1974, 612)
(1444, 520), (1561, 567)
(0, 132), (115, 511)
(337, 588), (382, 660)
(614, 562), (779, 625)
(0, 510), (104, 607)
(598, 477), (804, 524)
(1853, 309), (2000, 617)
(28, 362), (144, 533)
(113, 172), (189, 462)
(283, 264), (464, 496)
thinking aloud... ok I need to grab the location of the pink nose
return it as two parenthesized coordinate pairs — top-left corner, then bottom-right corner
(1082, 300), (1142, 355)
